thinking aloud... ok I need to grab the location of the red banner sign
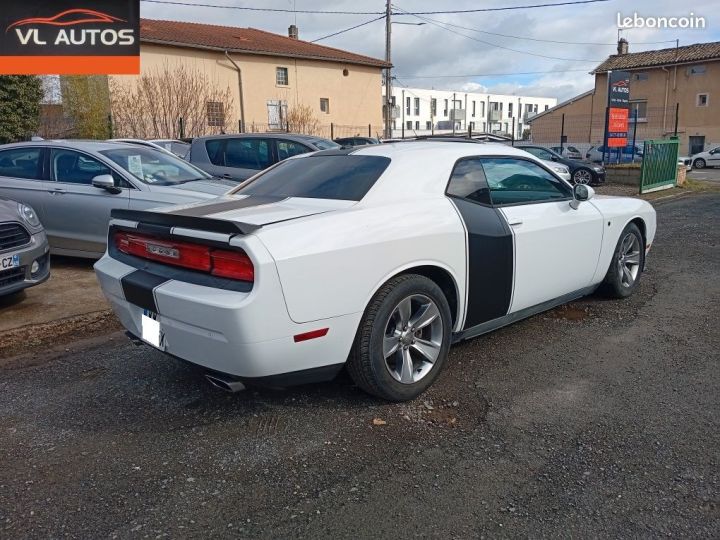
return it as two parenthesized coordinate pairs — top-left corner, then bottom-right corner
(607, 107), (629, 148)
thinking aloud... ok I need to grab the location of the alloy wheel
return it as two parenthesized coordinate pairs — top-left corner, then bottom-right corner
(618, 233), (641, 287)
(573, 169), (592, 184)
(383, 294), (444, 384)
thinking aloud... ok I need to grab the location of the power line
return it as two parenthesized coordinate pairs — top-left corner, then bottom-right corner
(397, 69), (594, 78)
(397, 0), (611, 14)
(311, 15), (386, 43)
(139, 0), (384, 14)
(140, 0), (610, 15)
(419, 18), (678, 46)
(392, 3), (603, 63)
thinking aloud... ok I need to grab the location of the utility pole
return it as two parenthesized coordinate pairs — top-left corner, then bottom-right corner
(384, 0), (392, 139)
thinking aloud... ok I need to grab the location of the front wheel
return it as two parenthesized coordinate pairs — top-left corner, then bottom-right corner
(572, 168), (593, 184)
(693, 158), (706, 169)
(599, 223), (644, 298)
(347, 274), (452, 401)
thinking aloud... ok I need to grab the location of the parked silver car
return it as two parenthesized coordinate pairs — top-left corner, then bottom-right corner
(0, 141), (233, 258)
(0, 198), (50, 296)
(188, 133), (340, 181)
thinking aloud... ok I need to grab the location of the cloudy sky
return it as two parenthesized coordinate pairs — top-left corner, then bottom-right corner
(140, 0), (719, 101)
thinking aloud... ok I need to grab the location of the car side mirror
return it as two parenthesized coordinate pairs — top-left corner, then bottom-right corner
(570, 184), (594, 209)
(92, 174), (122, 194)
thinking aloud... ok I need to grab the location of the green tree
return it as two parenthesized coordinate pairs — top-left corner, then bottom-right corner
(0, 76), (43, 144)
(60, 76), (111, 139)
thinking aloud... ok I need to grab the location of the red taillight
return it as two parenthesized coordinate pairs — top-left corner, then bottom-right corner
(114, 231), (254, 282)
(211, 249), (254, 282)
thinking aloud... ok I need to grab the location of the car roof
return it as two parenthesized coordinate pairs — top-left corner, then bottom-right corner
(0, 140), (144, 152)
(193, 133), (331, 142)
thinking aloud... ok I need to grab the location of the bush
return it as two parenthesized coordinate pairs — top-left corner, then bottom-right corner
(0, 76), (43, 144)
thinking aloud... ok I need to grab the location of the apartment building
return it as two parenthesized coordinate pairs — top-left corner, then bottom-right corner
(382, 86), (557, 139)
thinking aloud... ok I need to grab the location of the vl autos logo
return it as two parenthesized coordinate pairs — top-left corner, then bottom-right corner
(7, 8), (135, 46)
(0, 0), (140, 75)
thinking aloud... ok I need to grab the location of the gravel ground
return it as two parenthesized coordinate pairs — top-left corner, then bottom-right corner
(0, 193), (718, 539)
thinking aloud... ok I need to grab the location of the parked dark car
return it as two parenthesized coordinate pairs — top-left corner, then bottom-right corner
(0, 197), (50, 296)
(516, 144), (606, 185)
(188, 133), (341, 181)
(334, 136), (380, 147)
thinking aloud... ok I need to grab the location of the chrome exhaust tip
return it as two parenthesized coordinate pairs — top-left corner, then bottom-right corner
(205, 374), (246, 393)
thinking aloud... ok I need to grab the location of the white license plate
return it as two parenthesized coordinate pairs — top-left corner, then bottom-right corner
(0, 254), (20, 271)
(141, 310), (163, 348)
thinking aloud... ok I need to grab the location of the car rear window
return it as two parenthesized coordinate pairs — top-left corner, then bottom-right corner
(234, 155), (390, 201)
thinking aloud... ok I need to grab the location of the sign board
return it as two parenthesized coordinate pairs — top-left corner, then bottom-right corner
(605, 70), (631, 148)
(0, 0), (140, 74)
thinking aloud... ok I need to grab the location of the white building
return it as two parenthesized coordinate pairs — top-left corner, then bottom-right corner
(383, 86), (557, 139)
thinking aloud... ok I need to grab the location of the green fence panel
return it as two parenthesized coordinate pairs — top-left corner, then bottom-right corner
(640, 138), (679, 194)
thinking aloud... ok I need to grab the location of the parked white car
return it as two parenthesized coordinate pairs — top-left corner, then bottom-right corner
(690, 147), (720, 169)
(95, 142), (656, 401)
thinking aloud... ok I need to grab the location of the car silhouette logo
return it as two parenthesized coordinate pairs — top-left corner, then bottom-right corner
(612, 80), (629, 87)
(6, 8), (125, 32)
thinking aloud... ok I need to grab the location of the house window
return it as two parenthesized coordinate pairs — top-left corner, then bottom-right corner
(390, 96), (396, 107)
(629, 100), (648, 121)
(481, 102), (485, 117)
(415, 121), (419, 130)
(430, 98), (437, 116)
(207, 101), (225, 127)
(406, 96), (411, 115)
(472, 101), (476, 117)
(426, 121), (432, 129)
(414, 98), (420, 116)
(634, 72), (649, 81)
(697, 93), (709, 107)
(276, 67), (289, 86)
(545, 104), (549, 111)
(320, 98), (330, 114)
(406, 120), (412, 130)
(443, 99), (448, 116)
(508, 103), (513, 117)
(469, 121), (475, 130)
(689, 65), (706, 75)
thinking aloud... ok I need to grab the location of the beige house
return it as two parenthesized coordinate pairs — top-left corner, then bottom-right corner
(528, 40), (720, 154)
(111, 19), (388, 139)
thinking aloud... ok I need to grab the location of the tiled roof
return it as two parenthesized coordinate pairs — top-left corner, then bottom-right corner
(140, 19), (390, 68)
(593, 41), (720, 73)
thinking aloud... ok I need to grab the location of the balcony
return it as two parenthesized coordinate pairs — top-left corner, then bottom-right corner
(489, 109), (502, 122)
(384, 105), (401, 119)
(524, 111), (538, 121)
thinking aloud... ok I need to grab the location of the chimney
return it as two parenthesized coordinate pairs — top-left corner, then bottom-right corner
(288, 25), (298, 39)
(617, 38), (629, 55)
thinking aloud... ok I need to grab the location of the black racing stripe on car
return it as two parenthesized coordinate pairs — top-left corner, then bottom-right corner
(136, 222), (172, 237)
(169, 195), (286, 217)
(121, 270), (168, 312)
(111, 209), (259, 235)
(450, 197), (514, 329)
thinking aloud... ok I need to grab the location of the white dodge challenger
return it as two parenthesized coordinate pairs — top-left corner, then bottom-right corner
(95, 142), (656, 401)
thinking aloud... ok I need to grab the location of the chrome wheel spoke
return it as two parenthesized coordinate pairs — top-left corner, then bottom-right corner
(409, 302), (440, 331)
(622, 264), (633, 285)
(383, 334), (400, 358)
(396, 298), (412, 326)
(624, 251), (641, 265)
(399, 348), (415, 383)
(411, 338), (440, 363)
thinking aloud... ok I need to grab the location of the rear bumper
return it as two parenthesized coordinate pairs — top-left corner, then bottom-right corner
(0, 231), (50, 296)
(94, 251), (361, 382)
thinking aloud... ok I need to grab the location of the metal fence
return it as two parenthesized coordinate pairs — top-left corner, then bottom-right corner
(240, 122), (382, 140)
(640, 138), (679, 194)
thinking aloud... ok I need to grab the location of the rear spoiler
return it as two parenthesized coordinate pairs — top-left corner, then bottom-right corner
(111, 208), (260, 235)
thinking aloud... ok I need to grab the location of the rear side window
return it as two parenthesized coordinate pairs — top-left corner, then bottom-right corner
(446, 158), (491, 205)
(235, 155), (390, 201)
(226, 138), (271, 170)
(0, 148), (42, 180)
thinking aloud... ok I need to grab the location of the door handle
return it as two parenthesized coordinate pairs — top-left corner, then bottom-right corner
(509, 220), (523, 227)
(222, 174), (233, 179)
(48, 189), (66, 195)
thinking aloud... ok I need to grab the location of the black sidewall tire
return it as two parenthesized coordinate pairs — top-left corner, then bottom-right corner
(600, 223), (644, 298)
(348, 275), (452, 402)
(694, 159), (706, 169)
(573, 168), (593, 185)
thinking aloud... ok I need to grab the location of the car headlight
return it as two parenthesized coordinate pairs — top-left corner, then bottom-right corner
(553, 166), (569, 174)
(18, 203), (41, 228)
(593, 166), (604, 172)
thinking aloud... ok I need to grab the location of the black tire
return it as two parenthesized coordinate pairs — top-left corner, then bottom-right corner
(693, 158), (706, 169)
(572, 167), (594, 185)
(347, 274), (452, 401)
(599, 223), (645, 299)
